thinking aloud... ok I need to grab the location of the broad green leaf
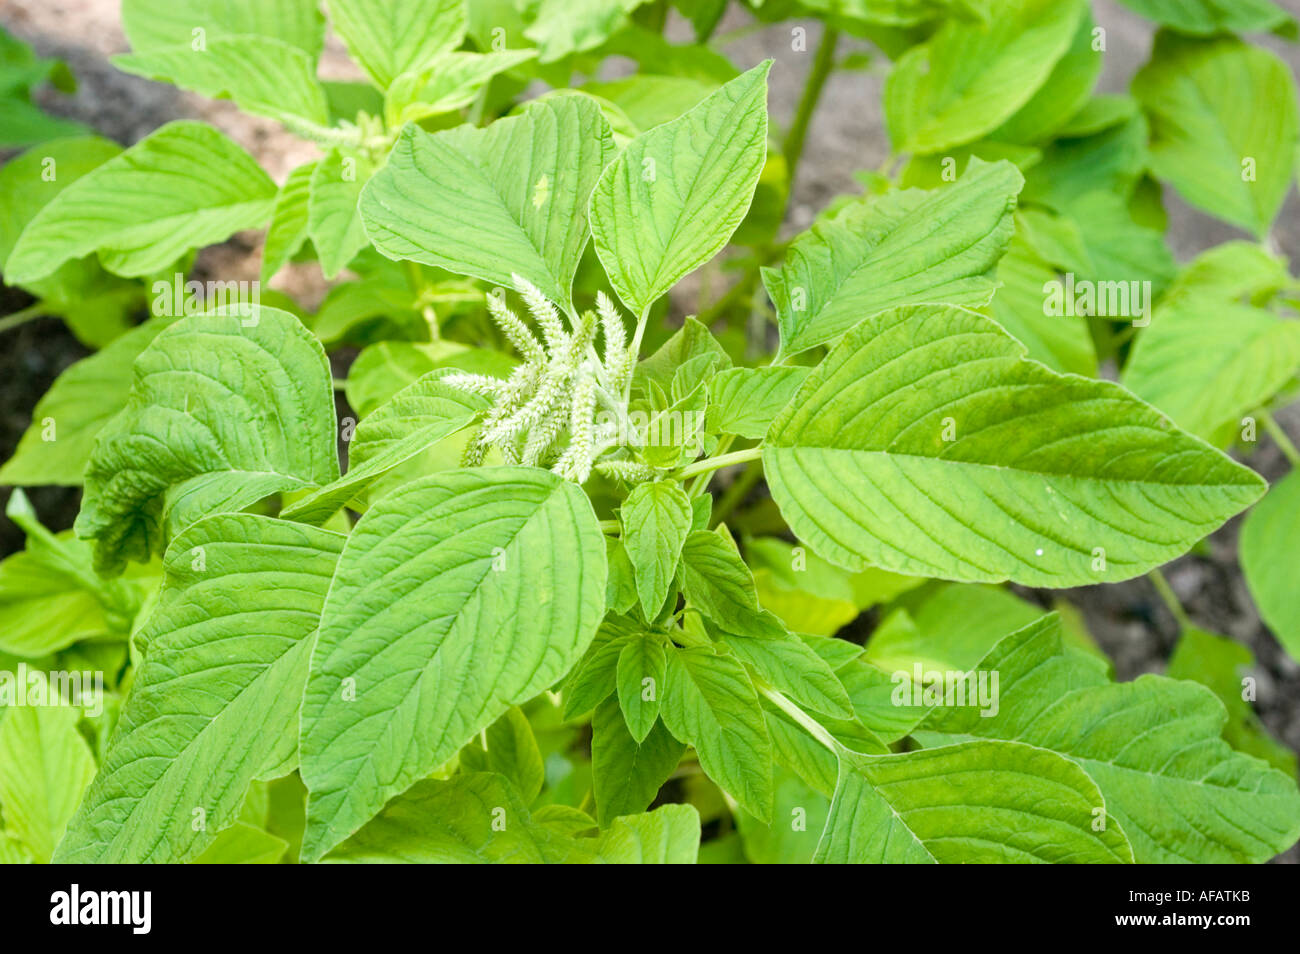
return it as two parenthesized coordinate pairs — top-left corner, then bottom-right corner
(580, 75), (716, 134)
(814, 739), (1134, 863)
(53, 514), (345, 863)
(300, 467), (606, 861)
(988, 4), (1100, 144)
(308, 149), (374, 279)
(621, 480), (692, 616)
(385, 50), (538, 127)
(282, 369), (488, 524)
(324, 773), (592, 863)
(988, 241), (1097, 377)
(723, 632), (854, 720)
(616, 633), (668, 742)
(883, 0), (1084, 154)
(764, 159), (1022, 357)
(1161, 240), (1294, 308)
(1133, 33), (1299, 237)
(707, 366), (810, 440)
(361, 96), (614, 311)
(659, 644), (772, 820)
(590, 61), (771, 316)
(1022, 112), (1148, 211)
(1168, 627), (1297, 775)
(1117, 0), (1293, 36)
(596, 803), (700, 863)
(1241, 471), (1300, 662)
(0, 490), (137, 657)
(0, 700), (96, 862)
(5, 122), (277, 283)
(525, 0), (646, 62)
(112, 36), (328, 126)
(1055, 94), (1139, 138)
(680, 530), (784, 637)
(328, 0), (466, 89)
(735, 766), (829, 864)
(591, 697), (685, 825)
(261, 160), (316, 283)
(836, 657), (931, 744)
(75, 308), (339, 574)
(1122, 301), (1300, 445)
(563, 615), (638, 718)
(914, 615), (1300, 863)
(195, 822), (289, 864)
(121, 0), (326, 59)
(636, 317), (731, 392)
(0, 320), (168, 486)
(1059, 190), (1177, 299)
(764, 304), (1265, 586)
(458, 707), (546, 804)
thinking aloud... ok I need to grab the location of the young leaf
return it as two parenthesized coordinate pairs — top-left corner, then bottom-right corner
(590, 61), (772, 316)
(194, 822), (289, 865)
(1133, 33), (1299, 237)
(0, 699), (97, 863)
(706, 366), (810, 440)
(659, 644), (773, 821)
(591, 697), (685, 825)
(360, 96), (614, 311)
(764, 304), (1265, 586)
(385, 50), (538, 127)
(563, 616), (638, 719)
(883, 0), (1085, 154)
(112, 36), (329, 127)
(309, 149), (374, 279)
(596, 803), (700, 863)
(1240, 471), (1300, 662)
(764, 159), (1022, 357)
(1116, 0), (1293, 37)
(616, 632), (668, 742)
(299, 467), (607, 861)
(75, 308), (339, 574)
(814, 740), (1134, 863)
(913, 615), (1300, 863)
(54, 514), (345, 863)
(722, 632), (854, 720)
(328, 0), (467, 89)
(120, 0), (326, 60)
(621, 480), (693, 617)
(458, 707), (546, 805)
(261, 161), (317, 283)
(5, 121), (277, 282)
(680, 530), (785, 637)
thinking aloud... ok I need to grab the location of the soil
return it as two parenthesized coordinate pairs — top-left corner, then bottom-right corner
(2, 0), (1299, 860)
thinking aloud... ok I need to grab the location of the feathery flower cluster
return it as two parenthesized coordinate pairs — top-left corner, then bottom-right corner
(443, 274), (636, 483)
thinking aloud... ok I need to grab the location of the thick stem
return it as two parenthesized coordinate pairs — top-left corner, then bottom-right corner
(782, 26), (840, 190)
(758, 682), (840, 755)
(675, 447), (761, 481)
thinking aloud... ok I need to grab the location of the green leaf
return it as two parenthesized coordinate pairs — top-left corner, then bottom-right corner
(53, 514), (345, 863)
(0, 320), (168, 486)
(328, 0), (466, 89)
(75, 308), (339, 574)
(309, 149), (374, 279)
(814, 740), (1134, 863)
(458, 707), (546, 804)
(706, 366), (810, 440)
(1122, 300), (1300, 445)
(194, 822), (289, 864)
(525, 0), (646, 62)
(112, 36), (328, 126)
(283, 369), (488, 524)
(764, 303), (1265, 586)
(361, 96), (613, 311)
(680, 530), (784, 637)
(385, 50), (538, 127)
(914, 615), (1300, 863)
(563, 615), (637, 718)
(764, 159), (1022, 357)
(636, 316), (731, 392)
(616, 632), (668, 742)
(5, 121), (277, 283)
(735, 766), (829, 864)
(120, 0), (326, 59)
(324, 773), (592, 863)
(604, 538), (640, 615)
(596, 802), (700, 863)
(0, 700), (96, 862)
(1116, 0), (1293, 36)
(659, 644), (772, 820)
(299, 467), (607, 861)
(1133, 33), (1299, 237)
(1168, 627), (1297, 775)
(1022, 112), (1148, 211)
(590, 61), (771, 316)
(987, 241), (1097, 377)
(591, 697), (685, 825)
(261, 160), (316, 283)
(621, 480), (692, 617)
(883, 0), (1085, 154)
(1241, 471), (1300, 662)
(723, 631), (854, 720)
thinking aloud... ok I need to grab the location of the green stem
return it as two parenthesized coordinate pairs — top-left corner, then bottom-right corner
(0, 301), (47, 333)
(1261, 412), (1300, 466)
(599, 519), (621, 535)
(688, 434), (734, 497)
(758, 682), (840, 755)
(675, 447), (761, 481)
(1148, 568), (1190, 631)
(782, 26), (840, 190)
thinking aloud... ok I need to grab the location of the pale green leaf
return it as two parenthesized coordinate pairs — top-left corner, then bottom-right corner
(707, 366), (810, 440)
(0, 701), (96, 862)
(735, 766), (829, 864)
(1117, 0), (1293, 36)
(194, 822), (289, 864)
(616, 632), (668, 742)
(680, 530), (785, 637)
(1241, 471), (1300, 662)
(723, 631), (854, 720)
(596, 803), (699, 863)
(385, 50), (538, 127)
(989, 4), (1100, 144)
(261, 161), (317, 283)
(328, 0), (467, 89)
(121, 0), (326, 59)
(988, 241), (1097, 377)
(309, 149), (374, 279)
(300, 467), (607, 861)
(764, 304), (1265, 586)
(621, 480), (692, 616)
